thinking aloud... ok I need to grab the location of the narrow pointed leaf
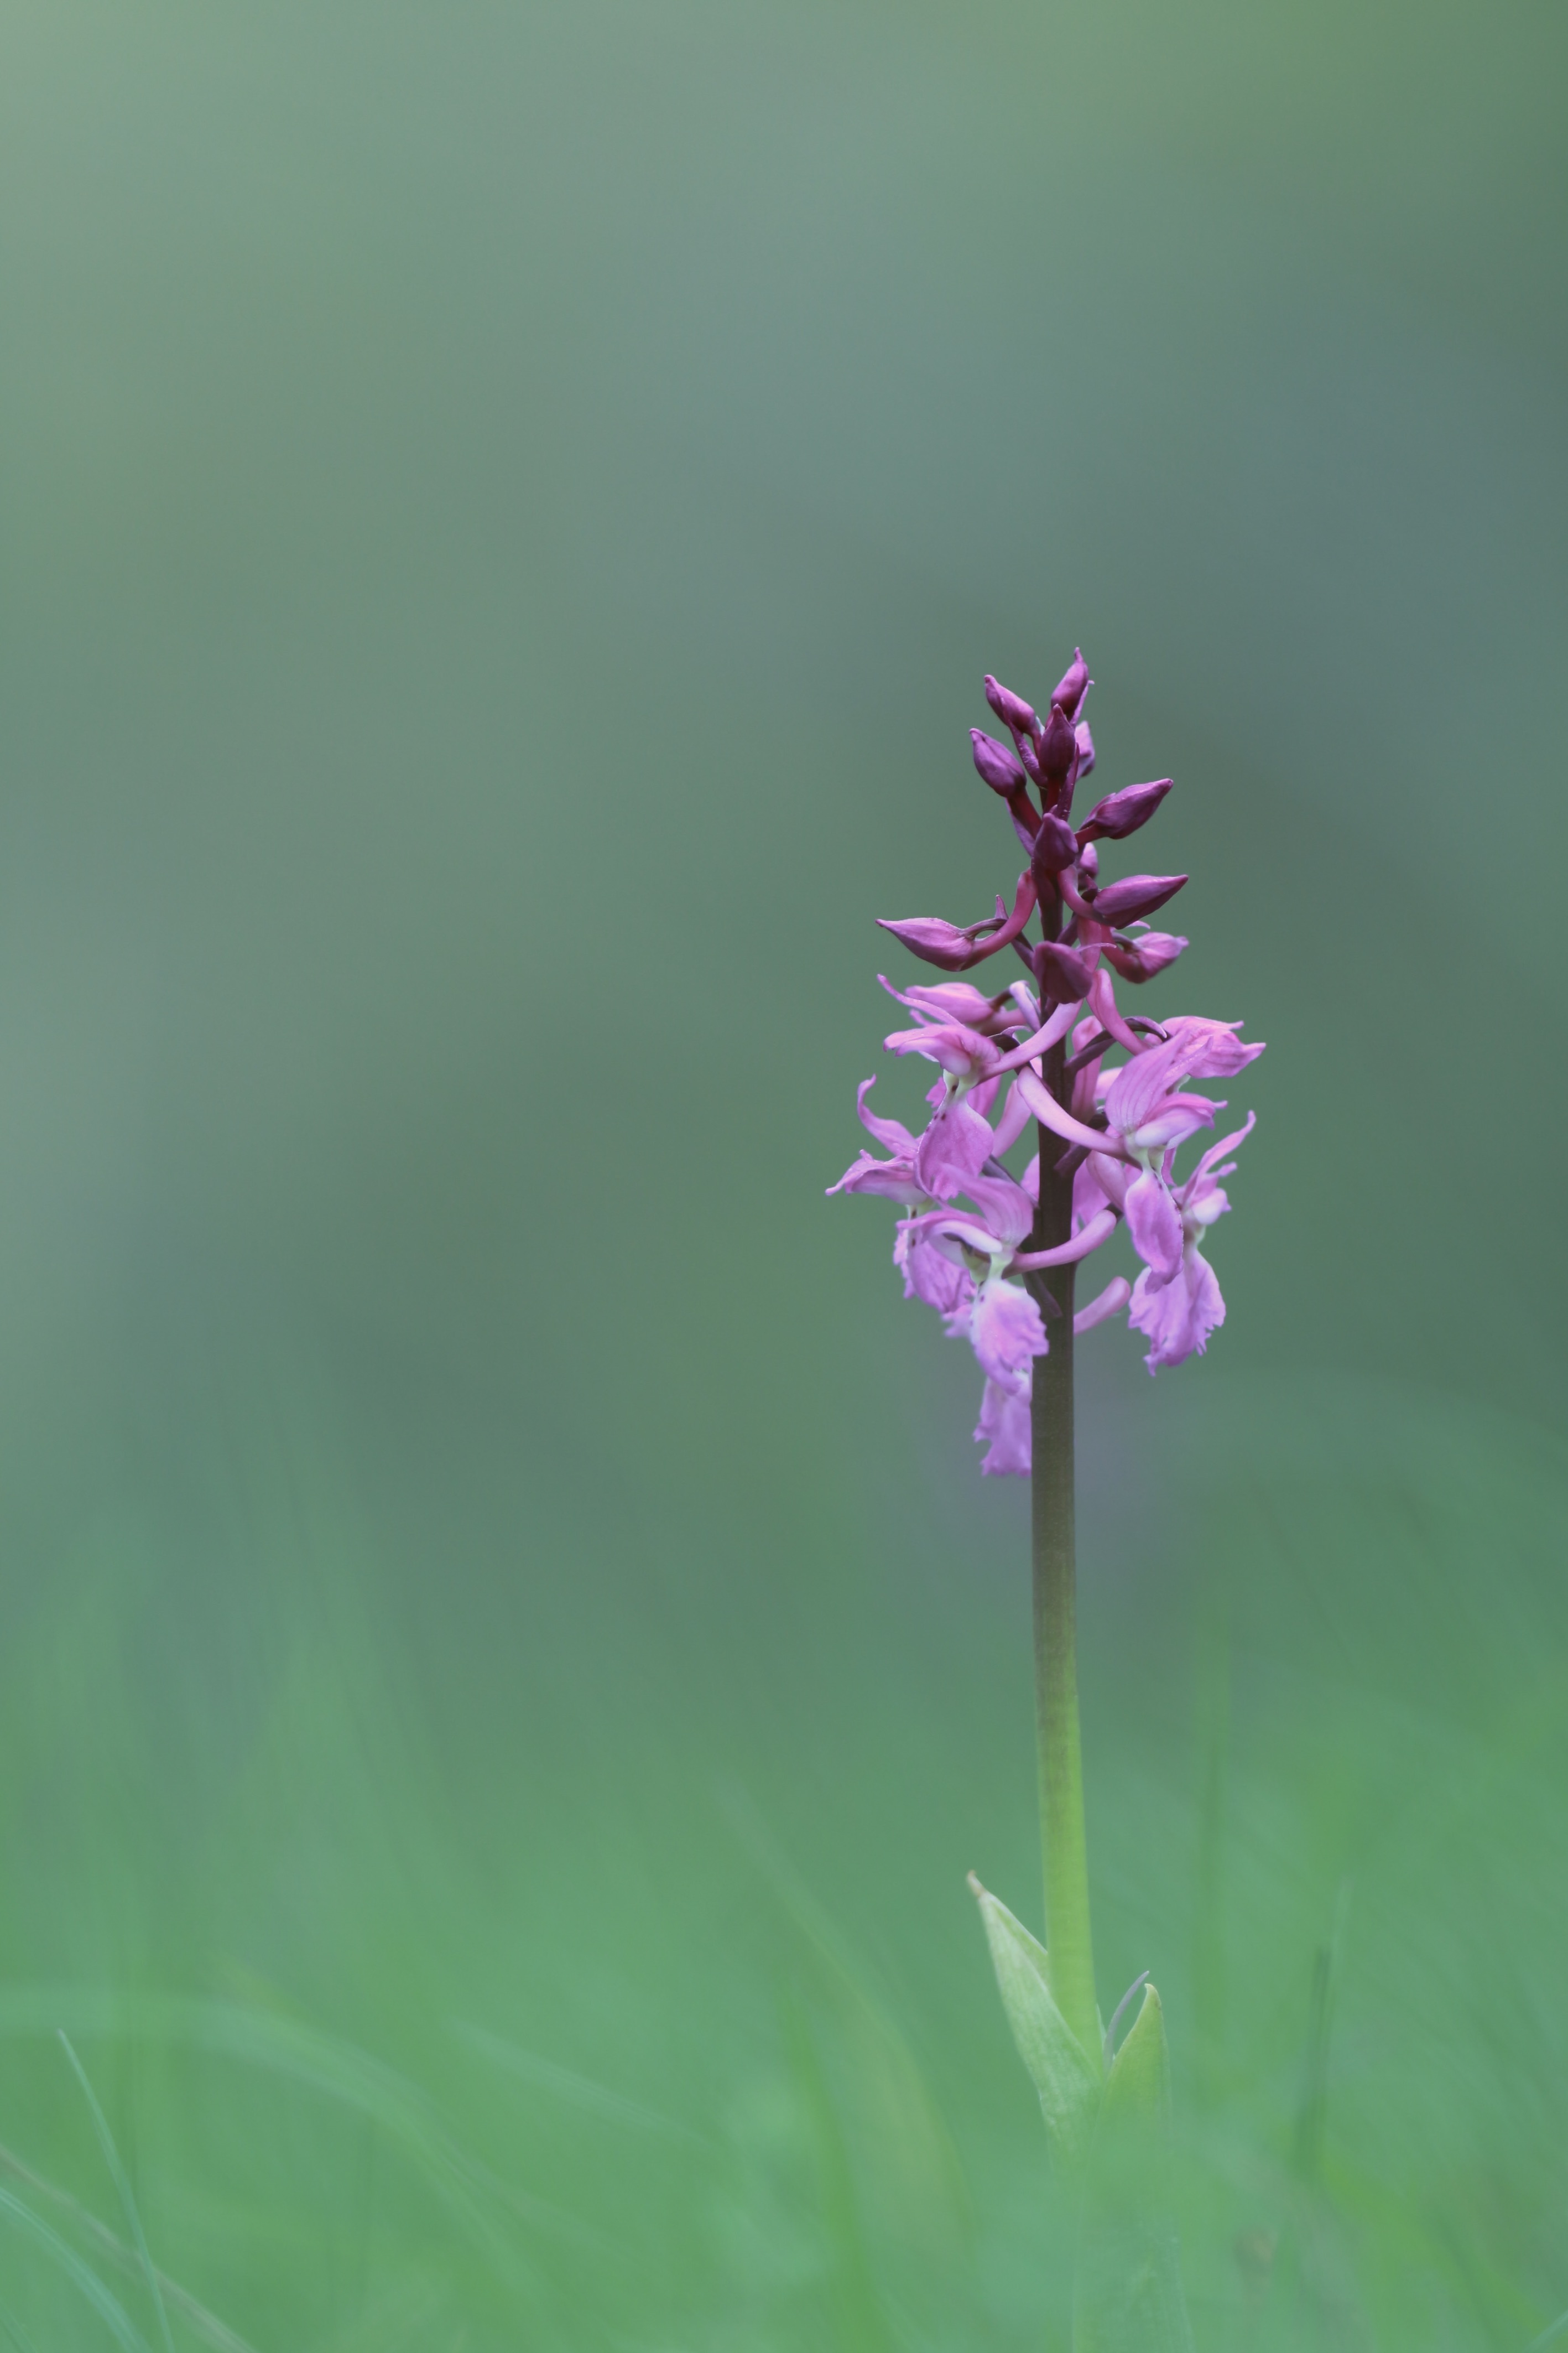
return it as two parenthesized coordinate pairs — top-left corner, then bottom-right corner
(969, 1877), (1100, 2167)
(1074, 1985), (1195, 2353)
(1101, 1982), (1172, 2129)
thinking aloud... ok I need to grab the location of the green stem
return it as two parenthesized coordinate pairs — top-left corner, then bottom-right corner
(1027, 1034), (1101, 2072)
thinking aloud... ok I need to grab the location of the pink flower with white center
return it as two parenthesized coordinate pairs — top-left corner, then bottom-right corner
(1089, 1019), (1262, 1287)
(827, 1079), (993, 1308)
(1101, 1019), (1262, 1163)
(881, 1019), (1004, 1102)
(902, 1160), (1121, 1300)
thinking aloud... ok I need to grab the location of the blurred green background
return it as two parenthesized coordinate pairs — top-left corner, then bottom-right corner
(0, 0), (1564, 2344)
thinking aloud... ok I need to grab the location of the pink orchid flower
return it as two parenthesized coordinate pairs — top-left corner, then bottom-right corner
(1127, 1115), (1256, 1371)
(825, 1079), (933, 1208)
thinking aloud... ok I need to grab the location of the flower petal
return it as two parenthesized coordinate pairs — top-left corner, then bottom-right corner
(985, 998), (1082, 1074)
(853, 1076), (916, 1155)
(967, 1277), (1050, 1392)
(950, 1166), (1037, 1251)
(1012, 1208), (1118, 1270)
(1074, 1276), (1132, 1334)
(1128, 1092), (1221, 1154)
(1087, 1150), (1132, 1213)
(883, 1021), (999, 1081)
(914, 1098), (997, 1197)
(1072, 1155), (1111, 1228)
(1159, 1017), (1265, 1079)
(1088, 965), (1146, 1055)
(1124, 1171), (1185, 1280)
(974, 1378), (1032, 1476)
(1128, 1248), (1226, 1372)
(990, 1077), (1035, 1157)
(827, 1151), (928, 1206)
(1012, 1065), (1119, 1155)
(895, 1223), (974, 1315)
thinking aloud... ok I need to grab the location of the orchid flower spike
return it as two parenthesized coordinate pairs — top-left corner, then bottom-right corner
(830, 645), (1264, 1471)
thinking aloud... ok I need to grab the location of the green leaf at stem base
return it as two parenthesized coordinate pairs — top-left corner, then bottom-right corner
(968, 1875), (1101, 2170)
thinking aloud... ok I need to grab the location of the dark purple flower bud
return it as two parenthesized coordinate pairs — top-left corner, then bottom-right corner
(971, 728), (1027, 796)
(1039, 702), (1078, 782)
(1076, 778), (1173, 845)
(873, 917), (979, 971)
(1078, 840), (1100, 881)
(1034, 938), (1101, 1006)
(1051, 648), (1092, 720)
(984, 675), (1040, 740)
(877, 872), (1039, 972)
(1074, 721), (1095, 781)
(1029, 809), (1080, 881)
(1104, 931), (1188, 984)
(1088, 873), (1189, 924)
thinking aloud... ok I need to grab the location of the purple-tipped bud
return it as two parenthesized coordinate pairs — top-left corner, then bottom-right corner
(970, 728), (1028, 796)
(1051, 648), (1092, 720)
(1039, 702), (1078, 781)
(1077, 778), (1173, 845)
(1074, 721), (1095, 781)
(1034, 938), (1100, 1006)
(1088, 873), (1188, 925)
(1029, 810), (1080, 880)
(984, 676), (1040, 740)
(1103, 931), (1188, 984)
(877, 872), (1039, 973)
(874, 916), (979, 972)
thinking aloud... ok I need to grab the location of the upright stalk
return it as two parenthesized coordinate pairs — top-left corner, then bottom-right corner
(1027, 1029), (1101, 2072)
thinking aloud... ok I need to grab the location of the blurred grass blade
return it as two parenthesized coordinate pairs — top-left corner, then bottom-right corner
(0, 1985), (587, 2294)
(782, 1992), (895, 2353)
(1293, 1882), (1352, 2185)
(450, 2020), (707, 2145)
(0, 2133), (257, 2353)
(58, 2032), (175, 2353)
(1528, 2315), (1568, 2351)
(968, 1874), (1099, 2169)
(0, 2184), (153, 2353)
(0, 2302), (39, 2353)
(723, 1786), (973, 2258)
